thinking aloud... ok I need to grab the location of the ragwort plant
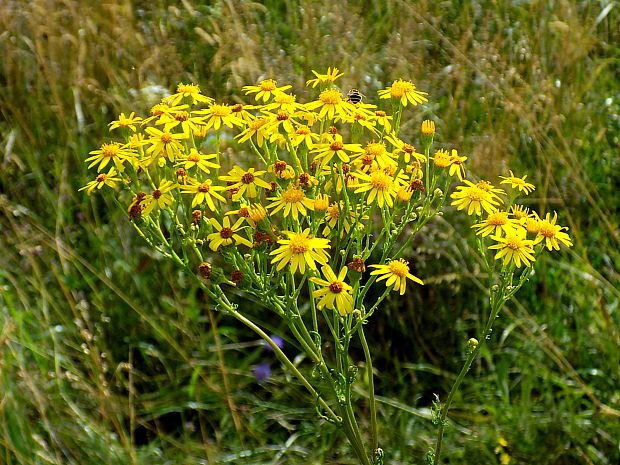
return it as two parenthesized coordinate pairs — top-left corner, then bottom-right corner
(81, 68), (572, 464)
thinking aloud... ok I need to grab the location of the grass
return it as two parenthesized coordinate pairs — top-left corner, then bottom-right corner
(1, 0), (619, 463)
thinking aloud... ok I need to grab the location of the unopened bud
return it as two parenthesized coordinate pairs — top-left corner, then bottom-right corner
(467, 338), (479, 353)
(198, 262), (212, 279)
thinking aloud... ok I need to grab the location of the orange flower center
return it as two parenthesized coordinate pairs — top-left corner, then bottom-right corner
(177, 83), (200, 94)
(388, 259), (409, 277)
(231, 104), (243, 112)
(329, 282), (344, 293)
(505, 235), (523, 250)
(220, 227), (234, 239)
(390, 80), (414, 98)
(249, 118), (268, 130)
(210, 104), (231, 117)
(238, 207), (249, 217)
(476, 180), (493, 192)
(538, 223), (555, 238)
(188, 153), (200, 162)
(466, 187), (486, 202)
(198, 182), (211, 193)
(259, 79), (277, 91)
(241, 172), (255, 184)
(283, 188), (305, 203)
(327, 203), (340, 220)
(101, 143), (120, 158)
(153, 189), (162, 199)
(296, 126), (310, 135)
(160, 133), (173, 144)
(277, 111), (289, 121)
(289, 235), (310, 253)
(329, 141), (344, 151)
(375, 111), (387, 117)
(365, 142), (386, 157)
(96, 174), (107, 182)
(361, 154), (375, 166)
(370, 171), (392, 190)
(175, 111), (189, 122)
(487, 212), (507, 226)
(319, 89), (341, 105)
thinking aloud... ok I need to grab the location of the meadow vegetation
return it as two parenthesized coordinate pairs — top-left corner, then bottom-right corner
(1, 1), (619, 463)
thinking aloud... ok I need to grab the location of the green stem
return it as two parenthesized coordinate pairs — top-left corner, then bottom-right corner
(358, 324), (378, 452)
(433, 269), (531, 464)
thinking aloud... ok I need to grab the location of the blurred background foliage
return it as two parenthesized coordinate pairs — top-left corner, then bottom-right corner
(1, 0), (619, 463)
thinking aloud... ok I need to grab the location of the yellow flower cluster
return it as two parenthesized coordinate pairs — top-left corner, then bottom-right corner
(82, 69), (571, 317)
(451, 173), (572, 268)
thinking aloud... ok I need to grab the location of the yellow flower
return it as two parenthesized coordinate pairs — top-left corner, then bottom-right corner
(85, 142), (136, 172)
(270, 229), (330, 274)
(267, 185), (315, 220)
(322, 201), (358, 237)
(311, 134), (364, 166)
(167, 83), (213, 106)
(533, 212), (573, 250)
(142, 102), (189, 126)
(397, 186), (413, 202)
(448, 149), (467, 180)
(108, 112), (143, 132)
(142, 180), (176, 216)
(313, 193), (330, 212)
(451, 180), (503, 216)
(472, 211), (517, 237)
(310, 265), (354, 316)
(511, 204), (530, 221)
(176, 148), (220, 174)
(235, 117), (271, 146)
(79, 168), (122, 194)
(378, 79), (428, 107)
(489, 226), (535, 268)
(385, 134), (424, 163)
(207, 216), (253, 251)
(158, 109), (205, 135)
(374, 110), (393, 133)
(227, 203), (269, 229)
(305, 67), (345, 88)
(243, 79), (292, 102)
(196, 103), (244, 131)
(268, 161), (296, 180)
(370, 259), (424, 295)
(421, 119), (436, 136)
(433, 149), (452, 169)
(262, 91), (300, 113)
(354, 169), (401, 208)
(145, 127), (186, 164)
(180, 178), (227, 210)
(219, 165), (272, 201)
(499, 170), (536, 194)
(305, 89), (355, 120)
(291, 125), (320, 148)
(358, 141), (397, 168)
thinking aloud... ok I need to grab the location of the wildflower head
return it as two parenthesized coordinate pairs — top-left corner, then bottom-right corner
(198, 262), (212, 279)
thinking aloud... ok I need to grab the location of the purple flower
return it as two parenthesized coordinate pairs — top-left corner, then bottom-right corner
(262, 335), (284, 352)
(253, 362), (271, 383)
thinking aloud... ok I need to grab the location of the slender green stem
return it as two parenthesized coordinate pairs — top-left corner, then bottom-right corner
(433, 269), (531, 464)
(358, 324), (377, 452)
(226, 304), (341, 424)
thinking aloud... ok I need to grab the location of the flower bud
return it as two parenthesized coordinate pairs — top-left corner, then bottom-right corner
(467, 338), (479, 353)
(198, 262), (212, 279)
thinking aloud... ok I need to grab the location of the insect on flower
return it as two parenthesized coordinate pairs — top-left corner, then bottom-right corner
(346, 88), (365, 104)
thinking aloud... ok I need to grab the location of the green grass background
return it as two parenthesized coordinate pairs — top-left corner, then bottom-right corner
(1, 0), (619, 463)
